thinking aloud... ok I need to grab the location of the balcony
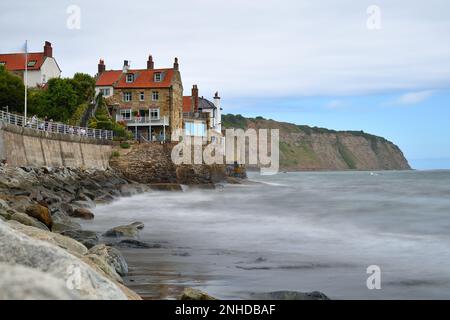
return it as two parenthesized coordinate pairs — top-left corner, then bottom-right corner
(116, 115), (169, 126)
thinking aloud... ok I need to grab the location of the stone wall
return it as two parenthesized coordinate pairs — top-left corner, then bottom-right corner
(110, 143), (227, 185)
(0, 123), (113, 169)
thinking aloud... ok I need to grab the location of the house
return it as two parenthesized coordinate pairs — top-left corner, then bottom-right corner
(95, 56), (183, 141)
(182, 85), (222, 141)
(0, 41), (61, 87)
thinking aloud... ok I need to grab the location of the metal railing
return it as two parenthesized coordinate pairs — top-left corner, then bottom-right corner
(116, 115), (169, 125)
(0, 110), (113, 140)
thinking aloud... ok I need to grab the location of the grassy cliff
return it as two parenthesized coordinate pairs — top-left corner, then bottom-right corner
(222, 114), (411, 171)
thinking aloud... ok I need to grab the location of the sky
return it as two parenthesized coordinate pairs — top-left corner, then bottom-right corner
(1, 0), (449, 169)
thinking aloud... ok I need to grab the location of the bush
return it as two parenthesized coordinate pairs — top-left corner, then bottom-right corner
(111, 150), (120, 158)
(120, 142), (130, 149)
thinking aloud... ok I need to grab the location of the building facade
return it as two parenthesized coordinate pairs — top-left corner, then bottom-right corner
(0, 41), (61, 87)
(183, 85), (222, 141)
(95, 56), (183, 141)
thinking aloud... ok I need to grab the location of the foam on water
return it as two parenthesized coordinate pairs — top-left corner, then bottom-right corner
(81, 170), (450, 299)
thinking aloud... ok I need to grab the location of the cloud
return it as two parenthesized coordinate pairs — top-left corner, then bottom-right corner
(324, 100), (344, 109)
(395, 90), (435, 105)
(1, 0), (450, 99)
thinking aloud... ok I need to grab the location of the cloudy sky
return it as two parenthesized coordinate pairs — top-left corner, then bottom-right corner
(1, 0), (450, 169)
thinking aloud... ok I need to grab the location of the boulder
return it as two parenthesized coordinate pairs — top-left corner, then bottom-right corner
(130, 221), (144, 230)
(61, 230), (99, 249)
(250, 290), (330, 300)
(69, 207), (95, 220)
(25, 204), (53, 228)
(89, 244), (128, 276)
(51, 221), (82, 233)
(81, 254), (123, 284)
(110, 239), (153, 249)
(0, 263), (80, 300)
(10, 212), (50, 231)
(103, 224), (139, 238)
(0, 222), (127, 300)
(7, 221), (88, 255)
(180, 288), (217, 300)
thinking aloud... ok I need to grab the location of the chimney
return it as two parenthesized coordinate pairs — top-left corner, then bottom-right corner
(173, 57), (179, 71)
(43, 41), (53, 58)
(213, 91), (222, 132)
(98, 59), (105, 74)
(192, 85), (199, 112)
(123, 60), (129, 73)
(147, 55), (154, 69)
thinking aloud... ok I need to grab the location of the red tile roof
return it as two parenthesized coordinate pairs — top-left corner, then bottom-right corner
(96, 68), (175, 88)
(183, 96), (192, 112)
(0, 52), (46, 71)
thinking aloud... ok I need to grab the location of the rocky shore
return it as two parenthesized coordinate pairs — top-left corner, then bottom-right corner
(0, 165), (151, 299)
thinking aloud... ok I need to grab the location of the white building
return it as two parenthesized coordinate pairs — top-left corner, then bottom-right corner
(0, 41), (61, 87)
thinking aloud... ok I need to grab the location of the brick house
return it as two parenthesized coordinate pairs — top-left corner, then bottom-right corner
(95, 56), (183, 141)
(183, 85), (222, 141)
(0, 41), (61, 87)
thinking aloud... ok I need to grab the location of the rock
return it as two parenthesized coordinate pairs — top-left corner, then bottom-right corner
(89, 244), (128, 276)
(51, 221), (81, 233)
(61, 230), (99, 249)
(8, 221), (88, 255)
(103, 224), (139, 238)
(81, 254), (123, 284)
(60, 203), (74, 215)
(71, 200), (96, 209)
(10, 212), (50, 231)
(0, 262), (80, 300)
(0, 222), (127, 299)
(110, 239), (152, 249)
(25, 204), (53, 228)
(130, 221), (144, 230)
(250, 290), (330, 300)
(69, 207), (95, 220)
(180, 288), (217, 300)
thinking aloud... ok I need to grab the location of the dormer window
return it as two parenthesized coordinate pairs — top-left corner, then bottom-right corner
(27, 60), (37, 67)
(126, 73), (134, 83)
(154, 72), (162, 82)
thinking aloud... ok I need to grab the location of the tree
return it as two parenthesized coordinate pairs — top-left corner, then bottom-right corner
(70, 73), (96, 106)
(0, 65), (25, 113)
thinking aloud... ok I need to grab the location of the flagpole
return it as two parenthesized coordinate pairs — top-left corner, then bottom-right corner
(24, 40), (28, 126)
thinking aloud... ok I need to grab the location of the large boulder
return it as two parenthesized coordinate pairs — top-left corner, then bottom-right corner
(0, 263), (80, 300)
(61, 230), (99, 249)
(103, 224), (139, 238)
(81, 254), (123, 284)
(180, 288), (217, 300)
(69, 207), (95, 220)
(0, 222), (127, 299)
(25, 204), (53, 228)
(10, 211), (49, 231)
(7, 221), (88, 255)
(89, 244), (128, 276)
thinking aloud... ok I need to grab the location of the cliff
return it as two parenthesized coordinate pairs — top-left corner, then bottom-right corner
(222, 114), (411, 171)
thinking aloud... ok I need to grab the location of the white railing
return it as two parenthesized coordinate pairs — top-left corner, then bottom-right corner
(0, 110), (113, 140)
(116, 115), (169, 126)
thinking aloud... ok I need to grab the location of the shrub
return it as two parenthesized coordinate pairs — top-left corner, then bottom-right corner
(120, 142), (130, 149)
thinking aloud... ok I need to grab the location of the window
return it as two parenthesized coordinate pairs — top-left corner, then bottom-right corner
(119, 109), (131, 120)
(185, 122), (206, 137)
(152, 91), (159, 101)
(154, 72), (162, 82)
(126, 73), (134, 83)
(150, 108), (159, 120)
(27, 60), (36, 67)
(100, 88), (110, 96)
(123, 92), (132, 102)
(42, 74), (46, 83)
(139, 92), (145, 101)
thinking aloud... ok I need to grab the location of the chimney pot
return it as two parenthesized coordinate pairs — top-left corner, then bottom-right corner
(147, 55), (154, 69)
(173, 57), (179, 71)
(43, 41), (53, 58)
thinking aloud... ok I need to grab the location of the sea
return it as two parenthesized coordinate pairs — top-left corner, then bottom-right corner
(80, 170), (450, 300)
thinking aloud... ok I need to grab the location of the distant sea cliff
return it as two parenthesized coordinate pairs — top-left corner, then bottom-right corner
(222, 114), (411, 171)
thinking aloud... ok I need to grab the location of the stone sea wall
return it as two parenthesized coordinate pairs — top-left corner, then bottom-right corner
(0, 122), (113, 169)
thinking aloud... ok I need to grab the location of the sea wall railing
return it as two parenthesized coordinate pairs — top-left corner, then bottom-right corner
(0, 110), (113, 140)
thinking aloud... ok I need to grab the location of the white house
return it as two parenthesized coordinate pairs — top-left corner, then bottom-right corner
(0, 41), (61, 87)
